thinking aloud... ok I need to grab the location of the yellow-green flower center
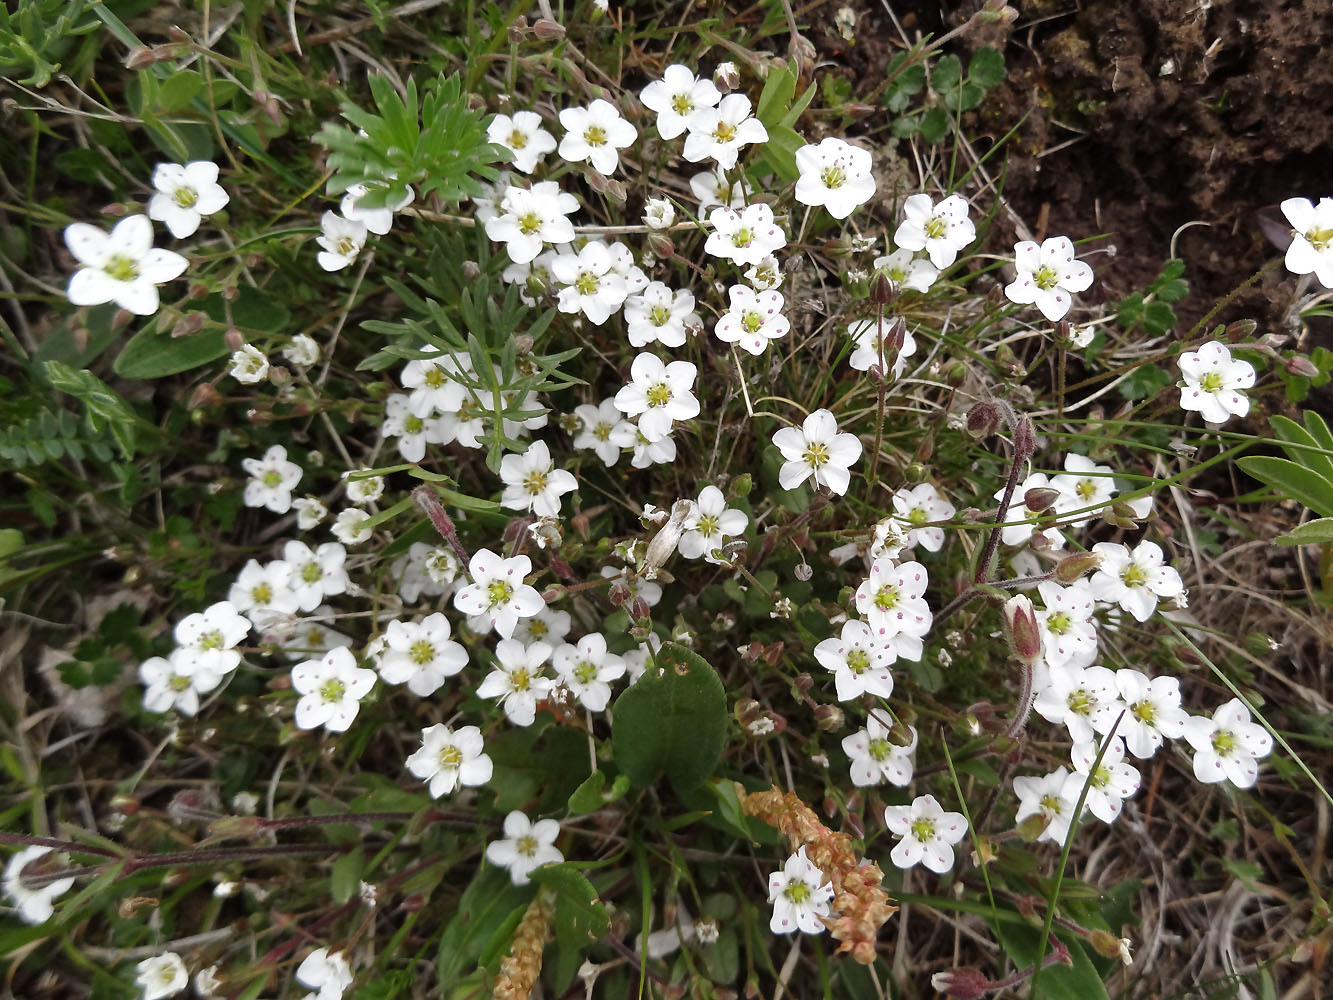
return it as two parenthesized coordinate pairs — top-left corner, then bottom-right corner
(525, 470), (549, 495)
(1304, 226), (1333, 251)
(648, 304), (671, 326)
(910, 818), (937, 842)
(671, 94), (693, 115)
(320, 678), (347, 703)
(923, 215), (947, 240)
(409, 639), (436, 665)
(820, 165), (847, 189)
(731, 227), (753, 248)
(868, 737), (890, 761)
(1131, 699), (1156, 724)
(645, 383), (672, 408)
(697, 513), (720, 536)
(574, 660), (598, 685)
(509, 129), (528, 149)
(846, 648), (871, 675)
(518, 212), (543, 236)
(741, 310), (764, 334)
(173, 186), (199, 208)
(335, 236), (358, 257)
(803, 442), (829, 468)
(438, 744), (463, 768)
(783, 881), (811, 904)
(575, 271), (599, 295)
(1066, 688), (1093, 716)
(583, 125), (607, 146)
(1075, 478), (1097, 500)
(403, 414), (424, 435)
(712, 122), (736, 143)
(104, 254), (139, 283)
(1211, 729), (1237, 757)
(169, 674), (191, 692)
(252, 583), (273, 604)
(1121, 563), (1147, 588)
(1034, 264), (1061, 291)
(199, 629), (224, 651)
(1199, 371), (1224, 393)
(487, 580), (515, 607)
(516, 834), (538, 856)
(263, 470), (282, 488)
(1045, 611), (1070, 635)
(907, 506), (928, 525)
(874, 585), (899, 611)
(301, 562), (323, 584)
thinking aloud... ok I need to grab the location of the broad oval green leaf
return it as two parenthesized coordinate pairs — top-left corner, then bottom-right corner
(114, 324), (230, 380)
(1275, 517), (1333, 546)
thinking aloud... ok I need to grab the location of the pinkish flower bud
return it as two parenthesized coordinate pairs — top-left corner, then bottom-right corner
(531, 18), (565, 41)
(1002, 594), (1042, 665)
(1054, 550), (1103, 584)
(714, 62), (740, 93)
(1285, 354), (1319, 378)
(1023, 487), (1060, 513)
(930, 968), (991, 999)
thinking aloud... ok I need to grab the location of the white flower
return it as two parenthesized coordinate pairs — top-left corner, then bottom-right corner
(772, 408), (862, 495)
(512, 608), (572, 648)
(484, 181), (579, 264)
(499, 440), (578, 517)
(815, 619), (896, 701)
(277, 608), (353, 661)
(343, 472), (384, 506)
(139, 649), (224, 715)
(996, 472), (1066, 548)
(853, 559), (931, 653)
(1004, 236), (1094, 322)
(883, 794), (967, 873)
(1279, 196), (1333, 287)
(64, 214), (187, 315)
(174, 600), (250, 675)
(406, 723), (493, 797)
(227, 558), (298, 626)
(690, 165), (748, 211)
(1013, 767), (1078, 844)
(193, 965), (221, 997)
(872, 247), (937, 293)
(3, 846), (74, 924)
(679, 485), (747, 561)
(643, 197), (676, 230)
(766, 846), (834, 934)
(640, 64), (722, 139)
(892, 193), (974, 269)
(135, 952), (188, 1000)
(744, 254), (783, 291)
(1177, 341), (1256, 425)
(793, 137), (876, 219)
(704, 204), (787, 267)
(552, 633), (626, 711)
(228, 344), (268, 384)
(488, 110), (557, 173)
(1109, 668), (1188, 759)
(241, 444), (301, 513)
(1051, 453), (1116, 526)
(713, 284), (789, 356)
(453, 549), (545, 639)
(1183, 698), (1273, 788)
(1088, 541), (1184, 622)
(1064, 737), (1140, 823)
(282, 540), (350, 611)
(842, 715), (916, 787)
(631, 426), (676, 468)
(293, 497), (328, 530)
(891, 483), (954, 552)
(147, 161), (229, 238)
(315, 211), (367, 271)
(624, 282), (700, 348)
(1032, 664), (1121, 744)
(401, 346), (468, 418)
(571, 398), (636, 466)
(613, 353), (700, 442)
(1034, 581), (1099, 670)
(291, 646), (376, 733)
(282, 333), (321, 367)
(383, 394), (445, 463)
(558, 99), (637, 175)
(375, 613), (467, 696)
(682, 93), (768, 169)
(552, 241), (629, 324)
(340, 182), (414, 236)
(486, 811), (563, 886)
(295, 947), (354, 1000)
(846, 317), (918, 378)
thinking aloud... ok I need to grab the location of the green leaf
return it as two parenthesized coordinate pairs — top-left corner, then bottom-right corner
(611, 642), (726, 793)
(918, 106), (950, 144)
(755, 65), (797, 127)
(992, 922), (1110, 1000)
(330, 847), (364, 904)
(42, 361), (141, 458)
(1238, 456), (1333, 518)
(436, 867), (528, 984)
(1269, 414), (1333, 486)
(1116, 292), (1145, 328)
(1275, 517), (1333, 546)
(154, 69), (204, 112)
(1116, 362), (1172, 403)
(1220, 856), (1265, 893)
(930, 53), (963, 93)
(114, 324), (230, 380)
(200, 287), (291, 334)
(1142, 299), (1177, 336)
(756, 124), (804, 184)
(530, 863), (610, 943)
(968, 47), (1006, 88)
(567, 770), (610, 814)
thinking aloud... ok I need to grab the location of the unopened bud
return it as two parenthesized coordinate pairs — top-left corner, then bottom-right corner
(967, 401), (1002, 439)
(605, 178), (628, 204)
(585, 169), (608, 195)
(814, 704), (844, 732)
(112, 308), (134, 330)
(189, 383), (220, 409)
(1013, 415), (1036, 461)
(645, 231), (674, 258)
(975, 0), (1019, 25)
(1224, 318), (1257, 341)
(461, 260), (481, 281)
(1054, 550), (1102, 583)
(507, 16), (529, 43)
(170, 312), (205, 338)
(221, 285), (239, 301)
(714, 61), (740, 93)
(987, 281), (1008, 308)
(1053, 319), (1075, 344)
(931, 968), (991, 1000)
(224, 328), (245, 351)
(1002, 595), (1042, 664)
(532, 17), (564, 41)
(101, 201), (128, 217)
(731, 473), (753, 497)
(126, 46), (157, 70)
(1285, 354), (1319, 378)
(1016, 812), (1051, 842)
(1024, 487), (1060, 513)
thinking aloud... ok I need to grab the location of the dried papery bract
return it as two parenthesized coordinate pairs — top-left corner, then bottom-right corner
(735, 785), (896, 964)
(492, 890), (554, 1000)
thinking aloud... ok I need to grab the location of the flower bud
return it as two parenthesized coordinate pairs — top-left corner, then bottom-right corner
(1053, 319), (1075, 344)
(111, 308), (134, 330)
(507, 16), (529, 43)
(868, 270), (898, 306)
(1223, 318), (1257, 341)
(930, 968), (991, 1000)
(643, 197), (675, 230)
(170, 312), (205, 339)
(645, 231), (674, 259)
(605, 178), (628, 204)
(814, 704), (844, 731)
(1023, 487), (1060, 513)
(125, 46), (158, 70)
(714, 61), (740, 93)
(224, 327), (245, 351)
(1089, 929), (1133, 965)
(1013, 415), (1036, 461)
(532, 17), (565, 41)
(1054, 550), (1102, 583)
(966, 400), (1002, 439)
(1285, 354), (1319, 378)
(1002, 594), (1042, 665)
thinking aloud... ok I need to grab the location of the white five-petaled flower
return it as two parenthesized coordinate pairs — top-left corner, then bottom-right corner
(873, 247), (937, 293)
(148, 161), (229, 238)
(1012, 767), (1078, 844)
(745, 253), (783, 291)
(295, 947), (354, 1000)
(139, 649), (225, 716)
(624, 282), (700, 348)
(713, 284), (789, 356)
(613, 353), (700, 442)
(498, 440), (578, 517)
(1183, 698), (1273, 788)
(475, 639), (555, 726)
(227, 557), (298, 626)
(552, 241), (629, 324)
(486, 810), (563, 886)
(843, 715), (916, 788)
(682, 93), (768, 169)
(847, 316), (918, 378)
(766, 846), (834, 934)
(383, 393), (446, 463)
(453, 550), (545, 639)
(484, 181), (579, 264)
(1088, 540), (1185, 622)
(174, 600), (251, 675)
(679, 485), (747, 562)
(571, 398), (637, 466)
(883, 794), (967, 873)
(891, 483), (955, 552)
(772, 408), (862, 496)
(1111, 668), (1188, 759)
(282, 540), (350, 611)
(64, 214), (188, 315)
(1279, 196), (1333, 288)
(704, 204), (787, 267)
(1003, 236), (1094, 322)
(1050, 452), (1117, 525)
(1034, 581), (1099, 670)
(340, 181), (414, 236)
(406, 723), (493, 797)
(487, 110), (557, 173)
(1177, 341), (1256, 425)
(1032, 664), (1121, 744)
(3, 846), (75, 924)
(558, 99), (637, 175)
(1064, 736), (1140, 824)
(135, 952), (188, 1000)
(511, 606), (571, 647)
(689, 165), (748, 211)
(315, 211), (367, 271)
(815, 619), (896, 701)
(793, 137), (877, 219)
(892, 193), (975, 269)
(228, 344), (269, 384)
(853, 559), (931, 658)
(375, 613), (468, 696)
(640, 64), (722, 139)
(290, 646), (376, 733)
(241, 444), (302, 513)
(552, 633), (626, 711)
